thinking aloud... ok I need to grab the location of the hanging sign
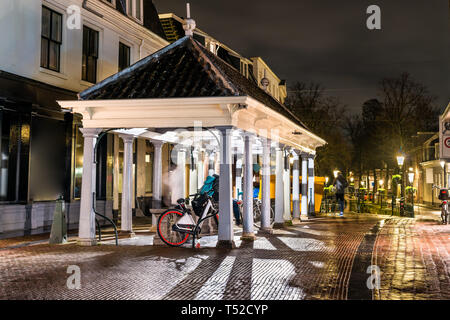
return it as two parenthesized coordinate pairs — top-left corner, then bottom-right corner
(439, 115), (450, 160)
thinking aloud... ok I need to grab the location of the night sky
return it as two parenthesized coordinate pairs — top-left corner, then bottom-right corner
(153, 0), (449, 113)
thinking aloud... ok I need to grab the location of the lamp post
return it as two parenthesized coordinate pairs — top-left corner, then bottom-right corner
(325, 176), (329, 212)
(379, 179), (384, 208)
(408, 170), (415, 217)
(440, 160), (446, 188)
(396, 152), (405, 216)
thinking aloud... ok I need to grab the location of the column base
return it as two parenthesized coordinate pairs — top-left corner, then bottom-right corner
(119, 231), (136, 238)
(216, 240), (236, 249)
(77, 238), (97, 246)
(258, 227), (274, 234)
(292, 218), (301, 225)
(301, 215), (309, 221)
(272, 222), (285, 229)
(240, 232), (257, 241)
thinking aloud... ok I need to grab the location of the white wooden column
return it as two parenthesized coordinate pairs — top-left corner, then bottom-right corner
(274, 146), (284, 228)
(235, 152), (243, 199)
(208, 151), (215, 176)
(292, 150), (301, 223)
(112, 134), (120, 222)
(241, 134), (256, 240)
(178, 148), (187, 199)
(78, 128), (102, 246)
(216, 126), (235, 248)
(171, 147), (187, 203)
(197, 150), (204, 189)
(151, 140), (164, 209)
(189, 149), (198, 196)
(119, 134), (135, 236)
(283, 150), (292, 223)
(150, 139), (164, 230)
(308, 155), (315, 216)
(301, 152), (309, 220)
(260, 137), (273, 233)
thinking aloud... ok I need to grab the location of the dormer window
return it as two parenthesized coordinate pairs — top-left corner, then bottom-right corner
(126, 0), (143, 22)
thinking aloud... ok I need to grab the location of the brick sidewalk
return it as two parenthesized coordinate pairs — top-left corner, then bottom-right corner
(0, 214), (448, 300)
(373, 218), (450, 300)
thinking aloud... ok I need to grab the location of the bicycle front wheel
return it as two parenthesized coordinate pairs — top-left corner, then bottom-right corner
(157, 209), (190, 247)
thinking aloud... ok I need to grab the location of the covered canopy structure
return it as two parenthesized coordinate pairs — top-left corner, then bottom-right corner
(58, 34), (326, 248)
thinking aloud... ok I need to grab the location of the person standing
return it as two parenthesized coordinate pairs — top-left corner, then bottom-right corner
(333, 172), (348, 216)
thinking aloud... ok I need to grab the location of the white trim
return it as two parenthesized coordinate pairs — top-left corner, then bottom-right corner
(58, 95), (326, 152)
(39, 67), (69, 80)
(58, 96), (248, 108)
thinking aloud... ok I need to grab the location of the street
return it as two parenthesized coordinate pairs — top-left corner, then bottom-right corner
(0, 214), (448, 300)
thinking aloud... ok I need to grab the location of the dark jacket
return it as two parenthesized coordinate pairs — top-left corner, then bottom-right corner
(333, 174), (348, 194)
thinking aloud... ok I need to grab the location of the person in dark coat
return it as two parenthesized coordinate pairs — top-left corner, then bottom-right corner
(333, 172), (348, 216)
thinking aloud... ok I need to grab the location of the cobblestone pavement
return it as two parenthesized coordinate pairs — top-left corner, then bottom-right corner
(0, 214), (448, 300)
(373, 218), (450, 300)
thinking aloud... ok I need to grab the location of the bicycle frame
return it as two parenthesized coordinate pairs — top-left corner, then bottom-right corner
(172, 197), (219, 247)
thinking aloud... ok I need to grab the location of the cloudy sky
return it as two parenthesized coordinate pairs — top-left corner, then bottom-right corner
(153, 0), (449, 113)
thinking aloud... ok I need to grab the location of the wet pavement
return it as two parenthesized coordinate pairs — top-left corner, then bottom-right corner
(0, 213), (448, 300)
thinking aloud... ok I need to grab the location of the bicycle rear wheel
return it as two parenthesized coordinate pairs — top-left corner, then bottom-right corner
(157, 209), (190, 247)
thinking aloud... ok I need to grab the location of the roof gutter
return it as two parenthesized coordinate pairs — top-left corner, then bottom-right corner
(82, 0), (103, 18)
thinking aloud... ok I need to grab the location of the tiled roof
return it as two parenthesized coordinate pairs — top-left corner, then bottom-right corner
(79, 36), (307, 129)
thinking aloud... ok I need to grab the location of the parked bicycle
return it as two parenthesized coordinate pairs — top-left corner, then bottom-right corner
(157, 174), (220, 248)
(157, 195), (219, 248)
(433, 185), (450, 224)
(237, 198), (274, 226)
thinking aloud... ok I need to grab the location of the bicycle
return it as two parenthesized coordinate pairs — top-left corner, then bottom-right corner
(157, 195), (219, 248)
(237, 198), (275, 226)
(432, 185), (450, 225)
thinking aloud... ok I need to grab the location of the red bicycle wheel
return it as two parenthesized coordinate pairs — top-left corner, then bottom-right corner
(157, 209), (190, 247)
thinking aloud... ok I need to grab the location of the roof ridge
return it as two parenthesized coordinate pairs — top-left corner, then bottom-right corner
(189, 38), (240, 96)
(193, 40), (309, 129)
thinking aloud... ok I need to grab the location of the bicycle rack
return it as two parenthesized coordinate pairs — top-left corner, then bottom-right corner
(92, 128), (120, 246)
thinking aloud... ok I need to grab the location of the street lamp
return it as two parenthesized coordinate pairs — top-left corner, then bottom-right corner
(408, 172), (414, 184)
(379, 179), (384, 208)
(396, 151), (405, 216)
(440, 160), (446, 188)
(333, 170), (339, 178)
(396, 154), (405, 167)
(325, 176), (329, 185)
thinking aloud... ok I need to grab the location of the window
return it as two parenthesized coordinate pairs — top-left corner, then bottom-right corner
(118, 42), (131, 71)
(82, 26), (99, 83)
(41, 6), (62, 72)
(73, 124), (83, 199)
(127, 0), (143, 21)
